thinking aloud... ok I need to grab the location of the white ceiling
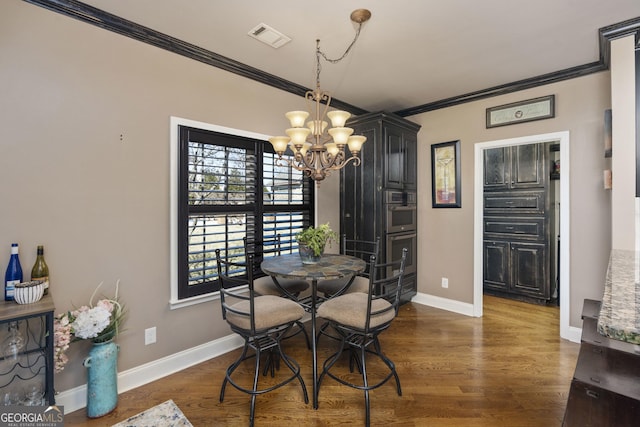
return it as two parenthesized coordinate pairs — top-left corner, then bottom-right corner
(78, 0), (640, 113)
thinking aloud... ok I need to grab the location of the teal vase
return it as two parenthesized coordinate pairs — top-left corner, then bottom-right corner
(83, 339), (119, 418)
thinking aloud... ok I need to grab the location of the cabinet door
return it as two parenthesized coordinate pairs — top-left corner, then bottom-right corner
(484, 147), (510, 190)
(510, 242), (548, 298)
(384, 125), (404, 189)
(342, 125), (378, 242)
(511, 143), (544, 189)
(483, 240), (510, 291)
(403, 132), (418, 189)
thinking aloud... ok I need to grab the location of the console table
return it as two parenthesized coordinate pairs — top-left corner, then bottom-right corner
(0, 293), (55, 405)
(562, 250), (640, 426)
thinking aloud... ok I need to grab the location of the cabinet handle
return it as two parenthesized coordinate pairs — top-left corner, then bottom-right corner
(589, 376), (601, 384)
(505, 201), (514, 204)
(504, 226), (514, 230)
(585, 389), (599, 399)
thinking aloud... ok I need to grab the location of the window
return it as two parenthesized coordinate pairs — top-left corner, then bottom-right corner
(170, 118), (313, 306)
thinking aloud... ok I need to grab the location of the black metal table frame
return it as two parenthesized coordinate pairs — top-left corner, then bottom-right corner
(260, 253), (366, 409)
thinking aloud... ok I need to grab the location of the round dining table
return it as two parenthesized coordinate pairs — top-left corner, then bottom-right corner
(261, 253), (366, 409)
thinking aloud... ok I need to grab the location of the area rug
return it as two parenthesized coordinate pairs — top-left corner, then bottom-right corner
(111, 399), (193, 427)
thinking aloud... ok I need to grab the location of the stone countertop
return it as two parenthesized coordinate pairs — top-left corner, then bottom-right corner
(597, 249), (640, 344)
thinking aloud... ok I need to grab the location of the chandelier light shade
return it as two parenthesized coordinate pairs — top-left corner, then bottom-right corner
(269, 9), (372, 183)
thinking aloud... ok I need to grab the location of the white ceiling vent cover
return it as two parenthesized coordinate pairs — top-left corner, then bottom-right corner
(248, 23), (291, 49)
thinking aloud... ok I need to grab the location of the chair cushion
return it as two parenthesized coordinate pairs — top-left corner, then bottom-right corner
(317, 293), (395, 330)
(226, 295), (305, 331)
(253, 276), (310, 296)
(317, 275), (369, 296)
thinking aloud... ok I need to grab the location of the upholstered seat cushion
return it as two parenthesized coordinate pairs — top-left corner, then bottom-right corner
(253, 276), (309, 296)
(317, 275), (369, 296)
(317, 293), (394, 330)
(226, 295), (305, 331)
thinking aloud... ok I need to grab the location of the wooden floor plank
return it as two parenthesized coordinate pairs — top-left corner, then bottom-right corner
(64, 296), (579, 426)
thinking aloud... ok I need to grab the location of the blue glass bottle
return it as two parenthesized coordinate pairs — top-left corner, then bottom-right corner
(5, 243), (23, 301)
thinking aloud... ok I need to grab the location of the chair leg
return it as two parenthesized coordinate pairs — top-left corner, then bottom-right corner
(277, 343), (309, 404)
(250, 346), (262, 427)
(220, 342), (249, 403)
(358, 346), (371, 427)
(373, 337), (402, 396)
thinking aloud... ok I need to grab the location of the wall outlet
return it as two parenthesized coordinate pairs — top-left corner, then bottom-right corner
(145, 327), (157, 345)
(441, 277), (449, 288)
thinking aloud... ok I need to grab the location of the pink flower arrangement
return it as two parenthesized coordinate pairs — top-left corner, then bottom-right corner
(53, 281), (125, 373)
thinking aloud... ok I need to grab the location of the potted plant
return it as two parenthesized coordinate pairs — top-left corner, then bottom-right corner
(296, 223), (338, 264)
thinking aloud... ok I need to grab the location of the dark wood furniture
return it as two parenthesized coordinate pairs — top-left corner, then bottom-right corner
(341, 112), (420, 303)
(0, 293), (55, 405)
(562, 299), (640, 426)
(483, 143), (555, 303)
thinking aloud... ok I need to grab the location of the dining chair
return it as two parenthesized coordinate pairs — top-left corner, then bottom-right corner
(243, 235), (311, 349)
(316, 235), (380, 297)
(215, 249), (309, 426)
(243, 235), (310, 298)
(316, 248), (407, 427)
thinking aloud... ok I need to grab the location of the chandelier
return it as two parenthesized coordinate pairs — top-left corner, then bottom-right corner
(269, 9), (372, 183)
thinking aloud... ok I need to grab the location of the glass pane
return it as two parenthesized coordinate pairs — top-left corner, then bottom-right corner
(263, 152), (305, 205)
(188, 143), (256, 206)
(263, 211), (306, 254)
(187, 214), (247, 286)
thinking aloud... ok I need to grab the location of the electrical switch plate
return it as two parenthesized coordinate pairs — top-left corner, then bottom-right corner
(441, 277), (449, 288)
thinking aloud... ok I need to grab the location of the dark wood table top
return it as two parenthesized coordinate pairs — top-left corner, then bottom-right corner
(261, 253), (366, 281)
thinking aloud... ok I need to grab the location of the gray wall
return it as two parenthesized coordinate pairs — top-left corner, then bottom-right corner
(410, 72), (612, 328)
(1, 0), (613, 394)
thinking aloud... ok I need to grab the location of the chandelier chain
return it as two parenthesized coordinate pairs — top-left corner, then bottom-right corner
(315, 23), (363, 89)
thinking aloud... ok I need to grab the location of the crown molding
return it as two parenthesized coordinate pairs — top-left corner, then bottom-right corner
(395, 17), (640, 117)
(21, 1), (640, 117)
(22, 0), (368, 116)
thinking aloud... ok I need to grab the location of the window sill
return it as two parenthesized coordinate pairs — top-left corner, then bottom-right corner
(169, 292), (220, 310)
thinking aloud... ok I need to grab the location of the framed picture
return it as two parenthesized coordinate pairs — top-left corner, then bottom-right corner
(431, 140), (461, 208)
(604, 109), (612, 157)
(486, 95), (555, 128)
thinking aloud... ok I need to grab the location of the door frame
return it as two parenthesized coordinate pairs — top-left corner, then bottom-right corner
(473, 131), (572, 340)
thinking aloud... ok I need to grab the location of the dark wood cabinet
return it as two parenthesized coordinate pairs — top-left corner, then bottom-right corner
(483, 143), (554, 303)
(563, 300), (640, 426)
(384, 125), (418, 190)
(484, 144), (545, 190)
(341, 112), (421, 302)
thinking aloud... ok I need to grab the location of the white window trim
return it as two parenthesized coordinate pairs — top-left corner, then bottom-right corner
(168, 116), (271, 310)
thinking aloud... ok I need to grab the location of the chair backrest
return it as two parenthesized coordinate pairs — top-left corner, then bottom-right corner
(215, 249), (258, 334)
(243, 235), (282, 269)
(365, 247), (408, 333)
(342, 235), (381, 278)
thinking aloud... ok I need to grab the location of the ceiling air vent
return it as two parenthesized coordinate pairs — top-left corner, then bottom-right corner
(248, 23), (291, 49)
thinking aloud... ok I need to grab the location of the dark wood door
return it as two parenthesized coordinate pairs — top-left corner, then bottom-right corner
(511, 144), (544, 189)
(483, 240), (510, 291)
(510, 241), (548, 298)
(483, 147), (509, 190)
(384, 125), (404, 189)
(403, 132), (418, 190)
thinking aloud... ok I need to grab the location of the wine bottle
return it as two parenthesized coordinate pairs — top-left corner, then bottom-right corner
(31, 245), (49, 295)
(4, 243), (23, 301)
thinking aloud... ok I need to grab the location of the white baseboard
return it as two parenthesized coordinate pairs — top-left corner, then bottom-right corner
(56, 334), (244, 414)
(562, 325), (582, 343)
(411, 292), (475, 317)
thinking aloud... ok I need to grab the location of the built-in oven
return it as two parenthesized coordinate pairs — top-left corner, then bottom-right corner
(385, 191), (417, 234)
(385, 191), (417, 276)
(386, 231), (417, 276)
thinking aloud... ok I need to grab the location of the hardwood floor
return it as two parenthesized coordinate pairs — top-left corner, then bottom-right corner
(64, 296), (579, 426)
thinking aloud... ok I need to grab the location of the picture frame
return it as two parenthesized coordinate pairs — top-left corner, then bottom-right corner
(604, 109), (612, 158)
(431, 140), (461, 208)
(486, 95), (555, 128)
